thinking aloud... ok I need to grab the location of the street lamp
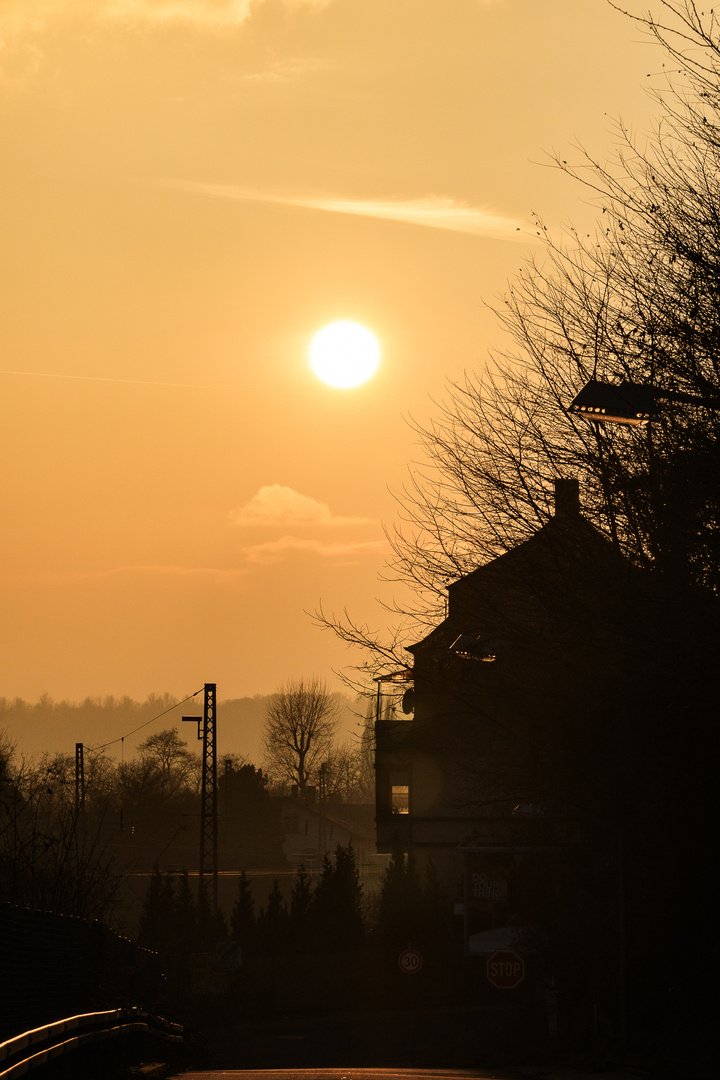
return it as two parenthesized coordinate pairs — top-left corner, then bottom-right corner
(568, 377), (720, 426)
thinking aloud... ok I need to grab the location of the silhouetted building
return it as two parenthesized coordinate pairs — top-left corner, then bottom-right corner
(374, 477), (716, 977)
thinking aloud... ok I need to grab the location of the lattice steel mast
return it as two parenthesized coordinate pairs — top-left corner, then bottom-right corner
(199, 682), (218, 911)
(183, 682), (218, 912)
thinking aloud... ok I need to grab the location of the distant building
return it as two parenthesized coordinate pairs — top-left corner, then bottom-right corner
(278, 793), (382, 891)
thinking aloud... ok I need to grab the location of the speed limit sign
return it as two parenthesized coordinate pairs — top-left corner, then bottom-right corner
(398, 948), (423, 974)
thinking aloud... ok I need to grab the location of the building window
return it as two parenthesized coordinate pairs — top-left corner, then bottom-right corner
(390, 770), (410, 814)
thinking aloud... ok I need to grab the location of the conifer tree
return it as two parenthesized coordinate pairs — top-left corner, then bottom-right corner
(288, 863), (313, 950)
(419, 860), (452, 953)
(231, 869), (257, 956)
(137, 866), (175, 955)
(258, 878), (288, 955)
(212, 904), (229, 945)
(311, 844), (364, 951)
(195, 881), (215, 952)
(172, 870), (198, 950)
(376, 842), (422, 952)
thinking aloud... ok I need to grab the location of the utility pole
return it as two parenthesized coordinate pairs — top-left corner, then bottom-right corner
(200, 683), (218, 913)
(318, 760), (328, 858)
(182, 683), (218, 912)
(75, 742), (85, 815)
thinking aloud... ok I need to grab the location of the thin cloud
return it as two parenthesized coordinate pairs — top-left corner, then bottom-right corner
(229, 485), (373, 528)
(229, 485), (384, 564)
(98, 0), (255, 26)
(242, 535), (389, 565)
(242, 55), (332, 84)
(0, 0), (332, 35)
(154, 179), (527, 240)
(0, 1), (330, 87)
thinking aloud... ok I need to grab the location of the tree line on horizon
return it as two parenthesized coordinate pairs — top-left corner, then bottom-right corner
(0, 686), (365, 780)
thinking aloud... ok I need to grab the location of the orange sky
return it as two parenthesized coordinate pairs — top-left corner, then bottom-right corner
(1, 1), (663, 717)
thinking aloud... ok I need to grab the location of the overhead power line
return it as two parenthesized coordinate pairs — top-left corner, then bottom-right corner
(88, 688), (205, 754)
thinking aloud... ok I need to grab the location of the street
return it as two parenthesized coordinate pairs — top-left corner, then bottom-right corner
(167, 1070), (637, 1080)
(169, 1071), (504, 1079)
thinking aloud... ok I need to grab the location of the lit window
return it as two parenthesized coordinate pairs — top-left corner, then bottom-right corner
(391, 786), (409, 813)
(390, 770), (410, 814)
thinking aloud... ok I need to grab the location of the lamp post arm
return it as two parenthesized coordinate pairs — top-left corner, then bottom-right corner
(653, 387), (720, 410)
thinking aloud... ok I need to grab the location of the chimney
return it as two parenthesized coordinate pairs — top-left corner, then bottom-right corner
(554, 477), (580, 517)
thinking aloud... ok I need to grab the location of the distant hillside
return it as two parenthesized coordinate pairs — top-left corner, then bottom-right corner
(0, 691), (366, 766)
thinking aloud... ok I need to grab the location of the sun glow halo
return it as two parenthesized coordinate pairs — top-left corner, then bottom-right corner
(309, 321), (381, 388)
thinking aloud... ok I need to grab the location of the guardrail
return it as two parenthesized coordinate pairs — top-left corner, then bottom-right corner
(0, 1006), (184, 1079)
(1, 903), (163, 1040)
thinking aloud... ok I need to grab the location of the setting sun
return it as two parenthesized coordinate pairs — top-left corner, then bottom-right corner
(309, 321), (381, 389)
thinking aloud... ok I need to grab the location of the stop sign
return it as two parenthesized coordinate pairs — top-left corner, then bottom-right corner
(486, 948), (525, 989)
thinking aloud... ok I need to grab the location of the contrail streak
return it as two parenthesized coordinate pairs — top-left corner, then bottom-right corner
(152, 179), (527, 239)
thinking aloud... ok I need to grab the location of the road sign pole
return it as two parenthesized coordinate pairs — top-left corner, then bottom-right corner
(398, 947), (423, 1066)
(407, 968), (415, 1067)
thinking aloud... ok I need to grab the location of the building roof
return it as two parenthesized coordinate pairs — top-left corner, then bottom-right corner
(407, 478), (633, 658)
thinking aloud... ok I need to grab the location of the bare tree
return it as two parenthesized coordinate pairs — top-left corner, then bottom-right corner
(0, 744), (121, 921)
(262, 678), (340, 796)
(318, 1), (720, 688)
(137, 728), (200, 791)
(114, 731), (200, 817)
(322, 739), (374, 803)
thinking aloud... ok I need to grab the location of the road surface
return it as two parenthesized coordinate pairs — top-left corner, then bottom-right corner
(168, 1071), (634, 1080)
(169, 1071), (500, 1079)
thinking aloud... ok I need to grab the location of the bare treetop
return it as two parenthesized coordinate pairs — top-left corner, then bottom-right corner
(262, 677), (340, 796)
